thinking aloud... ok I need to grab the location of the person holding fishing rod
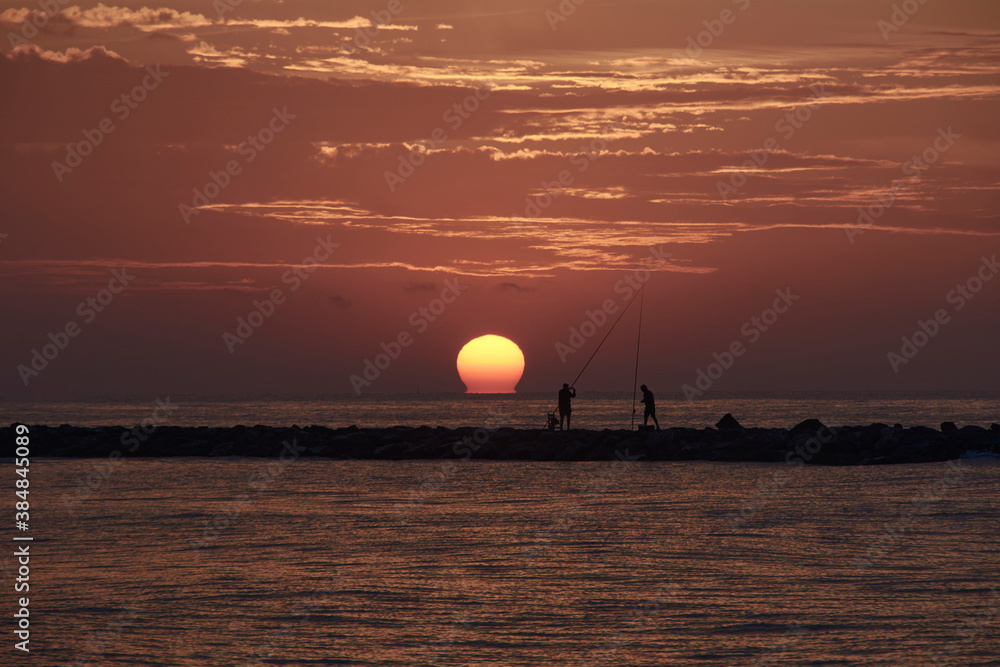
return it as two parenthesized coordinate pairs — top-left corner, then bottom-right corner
(558, 383), (576, 430)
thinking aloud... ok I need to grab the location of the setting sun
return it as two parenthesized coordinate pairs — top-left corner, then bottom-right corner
(456, 335), (525, 393)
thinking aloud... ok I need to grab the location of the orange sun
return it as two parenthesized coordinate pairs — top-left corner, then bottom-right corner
(456, 335), (525, 393)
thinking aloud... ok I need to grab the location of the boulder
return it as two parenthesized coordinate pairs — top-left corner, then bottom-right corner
(875, 426), (903, 453)
(791, 418), (826, 434)
(716, 413), (742, 430)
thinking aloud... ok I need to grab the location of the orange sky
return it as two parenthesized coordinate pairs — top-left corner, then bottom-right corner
(1, 0), (998, 397)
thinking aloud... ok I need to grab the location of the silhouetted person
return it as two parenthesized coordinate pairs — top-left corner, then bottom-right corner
(640, 384), (660, 429)
(558, 383), (576, 429)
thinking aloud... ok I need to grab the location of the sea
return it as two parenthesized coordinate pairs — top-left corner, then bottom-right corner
(5, 391), (999, 665)
(3, 390), (999, 429)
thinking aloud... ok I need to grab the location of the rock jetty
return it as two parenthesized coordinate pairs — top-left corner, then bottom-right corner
(17, 420), (1000, 465)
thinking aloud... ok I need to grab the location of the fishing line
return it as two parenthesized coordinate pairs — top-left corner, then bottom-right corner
(571, 283), (645, 388)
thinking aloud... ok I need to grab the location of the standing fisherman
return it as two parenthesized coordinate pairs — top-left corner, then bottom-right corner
(558, 383), (576, 430)
(639, 384), (660, 430)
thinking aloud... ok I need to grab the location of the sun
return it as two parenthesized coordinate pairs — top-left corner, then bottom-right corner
(456, 335), (525, 393)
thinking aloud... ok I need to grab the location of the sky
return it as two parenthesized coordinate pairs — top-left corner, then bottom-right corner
(0, 0), (998, 399)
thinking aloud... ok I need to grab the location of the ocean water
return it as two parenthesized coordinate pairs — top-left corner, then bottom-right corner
(3, 391), (999, 429)
(14, 456), (1000, 665)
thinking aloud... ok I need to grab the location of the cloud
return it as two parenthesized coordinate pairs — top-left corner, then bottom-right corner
(143, 30), (197, 42)
(186, 41), (252, 67)
(225, 16), (416, 31)
(1, 3), (212, 32)
(61, 3), (212, 30)
(4, 43), (127, 63)
(0, 8), (75, 36)
(493, 282), (535, 293)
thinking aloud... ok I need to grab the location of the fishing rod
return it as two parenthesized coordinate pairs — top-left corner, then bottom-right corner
(546, 284), (645, 429)
(630, 286), (644, 430)
(571, 283), (645, 388)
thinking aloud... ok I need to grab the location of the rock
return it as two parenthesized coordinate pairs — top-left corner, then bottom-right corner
(958, 425), (994, 452)
(902, 425), (940, 444)
(791, 418), (826, 433)
(990, 423), (1000, 433)
(716, 413), (742, 430)
(370, 443), (394, 457)
(875, 426), (903, 453)
(940, 421), (958, 432)
(860, 423), (888, 447)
